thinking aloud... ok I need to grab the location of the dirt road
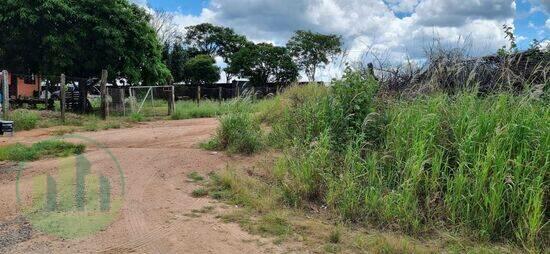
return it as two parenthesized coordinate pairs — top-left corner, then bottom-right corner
(0, 119), (284, 254)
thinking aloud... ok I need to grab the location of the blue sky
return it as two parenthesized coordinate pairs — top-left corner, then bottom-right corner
(514, 0), (548, 48)
(147, 0), (208, 16)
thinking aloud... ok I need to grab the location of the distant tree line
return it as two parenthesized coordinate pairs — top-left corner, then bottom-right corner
(0, 0), (343, 86)
(160, 21), (343, 86)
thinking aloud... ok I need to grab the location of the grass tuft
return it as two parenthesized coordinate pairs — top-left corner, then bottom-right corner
(191, 188), (209, 198)
(203, 112), (263, 155)
(187, 171), (205, 182)
(0, 140), (85, 161)
(7, 109), (40, 131)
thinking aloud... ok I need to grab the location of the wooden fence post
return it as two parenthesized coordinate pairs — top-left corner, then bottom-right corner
(129, 88), (135, 113)
(120, 88), (126, 116)
(168, 85), (175, 115)
(218, 86), (222, 105)
(100, 70), (108, 120)
(60, 74), (66, 123)
(2, 70), (9, 119)
(197, 86), (201, 106)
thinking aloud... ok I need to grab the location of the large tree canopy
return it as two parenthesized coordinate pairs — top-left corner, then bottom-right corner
(184, 23), (250, 62)
(183, 55), (220, 85)
(287, 30), (342, 81)
(163, 42), (191, 83)
(0, 0), (170, 84)
(227, 43), (298, 86)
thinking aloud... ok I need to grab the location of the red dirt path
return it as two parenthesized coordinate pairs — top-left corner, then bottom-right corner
(0, 118), (285, 253)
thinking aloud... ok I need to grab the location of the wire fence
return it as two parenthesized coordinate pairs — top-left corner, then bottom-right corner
(1, 68), (294, 119)
(1, 72), (99, 112)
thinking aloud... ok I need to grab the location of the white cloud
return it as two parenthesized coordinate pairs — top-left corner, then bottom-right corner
(172, 9), (215, 28)
(546, 19), (550, 29)
(141, 0), (516, 81)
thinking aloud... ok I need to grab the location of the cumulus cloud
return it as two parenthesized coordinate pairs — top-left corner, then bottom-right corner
(413, 0), (515, 27)
(139, 0), (516, 81)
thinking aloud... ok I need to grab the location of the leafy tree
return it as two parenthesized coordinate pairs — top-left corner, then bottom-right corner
(0, 0), (170, 84)
(162, 42), (191, 83)
(227, 43), (298, 86)
(184, 23), (249, 61)
(185, 23), (250, 81)
(287, 30), (342, 81)
(183, 55), (220, 85)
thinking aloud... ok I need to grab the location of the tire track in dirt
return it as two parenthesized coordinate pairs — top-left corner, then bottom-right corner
(1, 118), (283, 254)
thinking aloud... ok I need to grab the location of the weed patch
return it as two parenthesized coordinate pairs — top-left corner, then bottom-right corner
(204, 112), (263, 155)
(0, 140), (85, 161)
(254, 71), (548, 251)
(187, 172), (205, 182)
(191, 188), (209, 197)
(7, 109), (40, 131)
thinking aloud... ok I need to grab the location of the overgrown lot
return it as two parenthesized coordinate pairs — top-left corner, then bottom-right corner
(205, 72), (549, 252)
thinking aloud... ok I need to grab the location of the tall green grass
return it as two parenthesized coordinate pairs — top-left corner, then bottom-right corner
(264, 72), (549, 251)
(171, 100), (228, 120)
(7, 109), (40, 131)
(202, 110), (263, 155)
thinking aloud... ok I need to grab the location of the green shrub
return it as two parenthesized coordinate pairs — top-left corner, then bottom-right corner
(129, 112), (144, 122)
(191, 188), (209, 198)
(205, 112), (263, 155)
(7, 109), (40, 131)
(0, 140), (85, 161)
(264, 71), (549, 251)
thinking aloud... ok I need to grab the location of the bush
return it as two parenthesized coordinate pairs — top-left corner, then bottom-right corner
(204, 112), (263, 155)
(7, 109), (40, 131)
(129, 112), (144, 122)
(264, 71), (549, 251)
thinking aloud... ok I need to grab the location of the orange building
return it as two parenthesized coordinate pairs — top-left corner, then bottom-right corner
(5, 72), (42, 99)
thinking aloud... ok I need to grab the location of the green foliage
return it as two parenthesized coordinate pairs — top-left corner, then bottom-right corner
(187, 172), (205, 182)
(287, 30), (343, 81)
(227, 43), (299, 86)
(204, 111), (263, 155)
(184, 23), (250, 62)
(171, 100), (227, 120)
(267, 84), (330, 148)
(0, 140), (85, 161)
(0, 0), (169, 84)
(264, 72), (549, 252)
(129, 112), (144, 122)
(191, 188), (209, 198)
(7, 109), (40, 131)
(163, 42), (190, 83)
(183, 54), (220, 85)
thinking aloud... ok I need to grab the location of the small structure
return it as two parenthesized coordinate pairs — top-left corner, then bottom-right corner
(0, 120), (14, 136)
(3, 72), (46, 108)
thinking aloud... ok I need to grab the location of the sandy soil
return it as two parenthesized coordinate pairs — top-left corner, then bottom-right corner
(0, 119), (286, 254)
